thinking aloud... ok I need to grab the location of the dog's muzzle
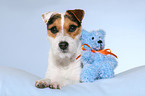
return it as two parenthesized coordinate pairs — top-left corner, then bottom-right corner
(59, 41), (69, 51)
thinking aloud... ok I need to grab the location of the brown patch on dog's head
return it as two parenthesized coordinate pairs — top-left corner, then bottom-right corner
(47, 14), (61, 38)
(64, 9), (85, 39)
(42, 9), (85, 39)
(42, 12), (61, 38)
(47, 18), (61, 38)
(66, 9), (84, 25)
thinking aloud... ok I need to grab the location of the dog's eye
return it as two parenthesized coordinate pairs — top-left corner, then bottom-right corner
(49, 26), (58, 34)
(92, 37), (94, 40)
(68, 25), (77, 32)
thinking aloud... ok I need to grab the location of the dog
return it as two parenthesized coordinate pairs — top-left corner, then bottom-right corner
(35, 9), (85, 89)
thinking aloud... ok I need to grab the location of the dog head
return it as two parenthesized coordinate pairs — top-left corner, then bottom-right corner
(42, 9), (85, 59)
(81, 29), (105, 51)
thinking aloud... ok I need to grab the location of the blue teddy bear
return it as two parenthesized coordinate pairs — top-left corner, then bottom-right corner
(80, 29), (118, 83)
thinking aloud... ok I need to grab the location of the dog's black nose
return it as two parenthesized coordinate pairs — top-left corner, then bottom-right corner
(98, 40), (102, 44)
(59, 41), (69, 50)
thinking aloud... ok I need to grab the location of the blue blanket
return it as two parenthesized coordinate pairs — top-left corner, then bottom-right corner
(0, 66), (145, 96)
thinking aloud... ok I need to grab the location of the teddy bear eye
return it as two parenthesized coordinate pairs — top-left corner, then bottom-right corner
(92, 37), (94, 40)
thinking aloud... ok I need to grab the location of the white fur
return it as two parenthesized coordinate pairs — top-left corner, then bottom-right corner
(36, 12), (82, 88)
(61, 13), (65, 35)
(42, 12), (58, 24)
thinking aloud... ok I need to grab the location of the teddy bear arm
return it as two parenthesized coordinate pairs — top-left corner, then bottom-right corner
(81, 51), (95, 64)
(108, 56), (118, 69)
(80, 64), (98, 83)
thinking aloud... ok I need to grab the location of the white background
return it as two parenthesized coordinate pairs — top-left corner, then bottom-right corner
(0, 0), (145, 78)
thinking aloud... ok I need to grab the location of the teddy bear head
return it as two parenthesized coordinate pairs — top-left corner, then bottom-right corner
(81, 29), (105, 51)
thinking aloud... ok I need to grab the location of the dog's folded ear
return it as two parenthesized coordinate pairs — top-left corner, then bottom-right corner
(66, 9), (85, 23)
(41, 12), (58, 24)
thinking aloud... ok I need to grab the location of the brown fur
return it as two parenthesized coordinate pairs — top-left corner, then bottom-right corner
(66, 9), (84, 23)
(63, 17), (81, 39)
(45, 9), (84, 39)
(47, 18), (62, 38)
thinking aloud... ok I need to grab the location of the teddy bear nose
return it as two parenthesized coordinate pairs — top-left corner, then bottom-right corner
(59, 41), (69, 50)
(98, 40), (102, 44)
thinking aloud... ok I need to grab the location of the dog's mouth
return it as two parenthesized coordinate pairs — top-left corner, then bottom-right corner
(60, 49), (68, 53)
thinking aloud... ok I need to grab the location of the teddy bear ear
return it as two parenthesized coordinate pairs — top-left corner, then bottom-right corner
(80, 29), (89, 40)
(97, 29), (106, 37)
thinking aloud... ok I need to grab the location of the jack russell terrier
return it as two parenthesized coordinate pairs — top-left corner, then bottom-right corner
(35, 9), (85, 89)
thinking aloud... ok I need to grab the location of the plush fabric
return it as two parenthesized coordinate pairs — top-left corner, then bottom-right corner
(0, 66), (145, 96)
(80, 29), (118, 82)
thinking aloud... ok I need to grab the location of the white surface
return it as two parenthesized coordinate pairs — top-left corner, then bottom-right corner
(0, 66), (145, 96)
(0, 0), (145, 77)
